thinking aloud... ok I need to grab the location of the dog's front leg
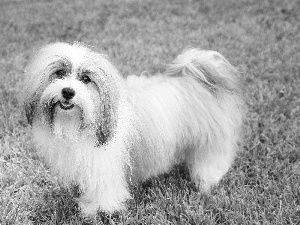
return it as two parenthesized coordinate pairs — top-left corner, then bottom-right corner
(76, 179), (131, 215)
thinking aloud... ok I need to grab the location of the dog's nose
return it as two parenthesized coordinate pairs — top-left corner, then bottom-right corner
(61, 87), (75, 100)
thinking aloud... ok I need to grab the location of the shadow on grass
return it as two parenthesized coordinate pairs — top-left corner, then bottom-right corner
(28, 164), (201, 224)
(133, 163), (197, 202)
(28, 186), (84, 224)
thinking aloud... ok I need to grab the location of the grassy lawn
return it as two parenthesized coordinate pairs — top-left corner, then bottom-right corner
(0, 0), (299, 224)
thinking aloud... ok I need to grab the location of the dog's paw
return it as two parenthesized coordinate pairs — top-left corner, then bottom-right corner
(78, 200), (99, 217)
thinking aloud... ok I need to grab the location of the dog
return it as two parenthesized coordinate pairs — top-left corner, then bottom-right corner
(22, 42), (244, 215)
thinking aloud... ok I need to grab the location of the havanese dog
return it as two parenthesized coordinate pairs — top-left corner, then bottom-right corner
(22, 42), (244, 215)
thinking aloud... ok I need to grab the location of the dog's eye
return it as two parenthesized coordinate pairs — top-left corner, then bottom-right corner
(81, 75), (91, 84)
(55, 69), (67, 79)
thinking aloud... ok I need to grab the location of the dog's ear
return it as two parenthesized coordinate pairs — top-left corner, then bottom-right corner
(24, 99), (37, 125)
(95, 96), (115, 147)
(87, 51), (124, 147)
(95, 127), (110, 146)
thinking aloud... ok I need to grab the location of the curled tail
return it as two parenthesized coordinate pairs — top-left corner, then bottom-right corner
(165, 48), (241, 94)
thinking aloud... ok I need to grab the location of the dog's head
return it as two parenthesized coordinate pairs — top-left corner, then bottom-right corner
(23, 42), (123, 145)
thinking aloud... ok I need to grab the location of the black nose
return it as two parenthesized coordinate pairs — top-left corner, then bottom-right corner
(61, 87), (75, 100)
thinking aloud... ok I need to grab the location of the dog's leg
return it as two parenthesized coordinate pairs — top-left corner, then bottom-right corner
(186, 138), (238, 191)
(77, 189), (101, 216)
(77, 181), (130, 215)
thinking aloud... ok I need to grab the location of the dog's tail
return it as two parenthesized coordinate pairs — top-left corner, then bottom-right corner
(165, 48), (241, 93)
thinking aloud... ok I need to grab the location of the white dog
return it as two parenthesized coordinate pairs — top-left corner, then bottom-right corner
(22, 42), (244, 215)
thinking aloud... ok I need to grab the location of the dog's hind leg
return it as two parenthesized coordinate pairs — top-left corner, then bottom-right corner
(186, 138), (238, 191)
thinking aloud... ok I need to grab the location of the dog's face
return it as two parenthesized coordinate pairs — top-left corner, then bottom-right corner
(23, 43), (123, 145)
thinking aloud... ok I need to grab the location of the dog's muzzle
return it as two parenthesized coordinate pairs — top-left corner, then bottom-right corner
(58, 101), (74, 110)
(60, 87), (75, 110)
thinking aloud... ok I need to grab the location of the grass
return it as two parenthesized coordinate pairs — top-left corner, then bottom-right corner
(0, 0), (299, 224)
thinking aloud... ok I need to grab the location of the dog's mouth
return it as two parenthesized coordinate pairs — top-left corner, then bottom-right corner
(58, 101), (74, 110)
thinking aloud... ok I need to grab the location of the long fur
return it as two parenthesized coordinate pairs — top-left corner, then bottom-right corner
(22, 42), (244, 215)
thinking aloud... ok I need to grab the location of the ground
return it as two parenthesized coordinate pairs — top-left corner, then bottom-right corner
(0, 0), (299, 224)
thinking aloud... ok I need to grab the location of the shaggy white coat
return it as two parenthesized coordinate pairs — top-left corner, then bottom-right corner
(23, 42), (244, 215)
